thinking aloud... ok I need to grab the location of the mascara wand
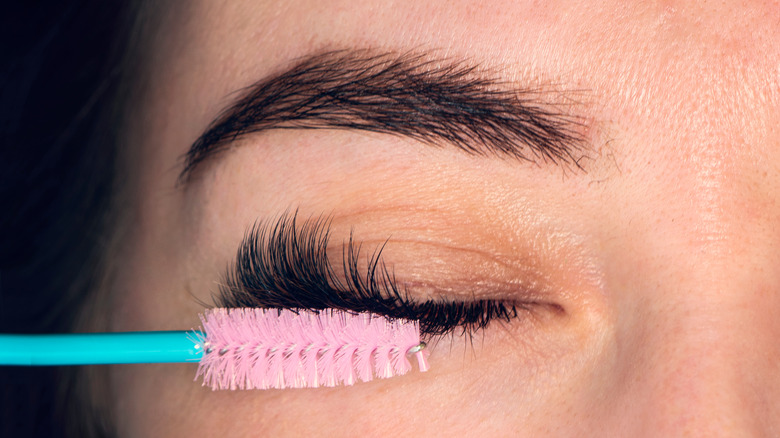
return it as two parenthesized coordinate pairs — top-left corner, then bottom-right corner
(0, 308), (429, 390)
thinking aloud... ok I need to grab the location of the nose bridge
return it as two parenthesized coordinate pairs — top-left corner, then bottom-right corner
(584, 5), (780, 434)
(600, 121), (780, 435)
(615, 284), (762, 435)
(607, 170), (780, 436)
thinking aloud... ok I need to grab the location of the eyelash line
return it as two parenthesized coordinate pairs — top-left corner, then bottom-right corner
(214, 211), (523, 338)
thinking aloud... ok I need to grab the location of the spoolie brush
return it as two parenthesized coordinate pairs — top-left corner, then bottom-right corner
(196, 308), (429, 390)
(0, 308), (429, 390)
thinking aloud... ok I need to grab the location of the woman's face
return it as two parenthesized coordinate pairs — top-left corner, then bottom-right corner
(109, 1), (780, 436)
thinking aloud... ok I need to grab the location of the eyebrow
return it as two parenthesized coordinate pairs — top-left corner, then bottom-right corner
(179, 49), (590, 184)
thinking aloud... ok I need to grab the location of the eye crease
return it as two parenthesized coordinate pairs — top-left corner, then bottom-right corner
(213, 211), (525, 338)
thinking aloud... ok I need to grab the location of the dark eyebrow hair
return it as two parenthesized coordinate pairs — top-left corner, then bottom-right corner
(179, 49), (589, 184)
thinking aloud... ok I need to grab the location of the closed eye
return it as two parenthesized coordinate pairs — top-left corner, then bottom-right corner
(213, 210), (525, 338)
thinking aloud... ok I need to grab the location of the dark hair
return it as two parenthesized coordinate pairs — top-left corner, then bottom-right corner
(1, 2), (141, 437)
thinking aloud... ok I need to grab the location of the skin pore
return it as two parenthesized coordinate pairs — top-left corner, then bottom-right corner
(107, 1), (780, 436)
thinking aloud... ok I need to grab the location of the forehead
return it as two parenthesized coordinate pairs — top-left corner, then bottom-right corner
(134, 0), (780, 201)
(145, 2), (779, 141)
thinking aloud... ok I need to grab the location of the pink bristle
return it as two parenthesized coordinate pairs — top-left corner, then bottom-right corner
(195, 308), (427, 390)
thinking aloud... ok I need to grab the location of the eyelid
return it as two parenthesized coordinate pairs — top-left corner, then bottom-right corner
(329, 237), (554, 303)
(215, 211), (525, 337)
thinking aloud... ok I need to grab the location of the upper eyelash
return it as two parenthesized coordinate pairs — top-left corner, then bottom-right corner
(215, 211), (522, 337)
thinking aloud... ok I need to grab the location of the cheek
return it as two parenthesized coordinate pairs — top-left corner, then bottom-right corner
(113, 365), (498, 437)
(110, 315), (601, 437)
(111, 363), (199, 436)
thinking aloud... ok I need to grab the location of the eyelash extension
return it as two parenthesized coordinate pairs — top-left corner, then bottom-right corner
(214, 212), (522, 338)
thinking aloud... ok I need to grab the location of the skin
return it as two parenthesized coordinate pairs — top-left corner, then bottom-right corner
(107, 1), (780, 436)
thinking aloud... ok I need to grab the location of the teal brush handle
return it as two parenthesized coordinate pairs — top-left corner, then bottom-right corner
(0, 331), (205, 366)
